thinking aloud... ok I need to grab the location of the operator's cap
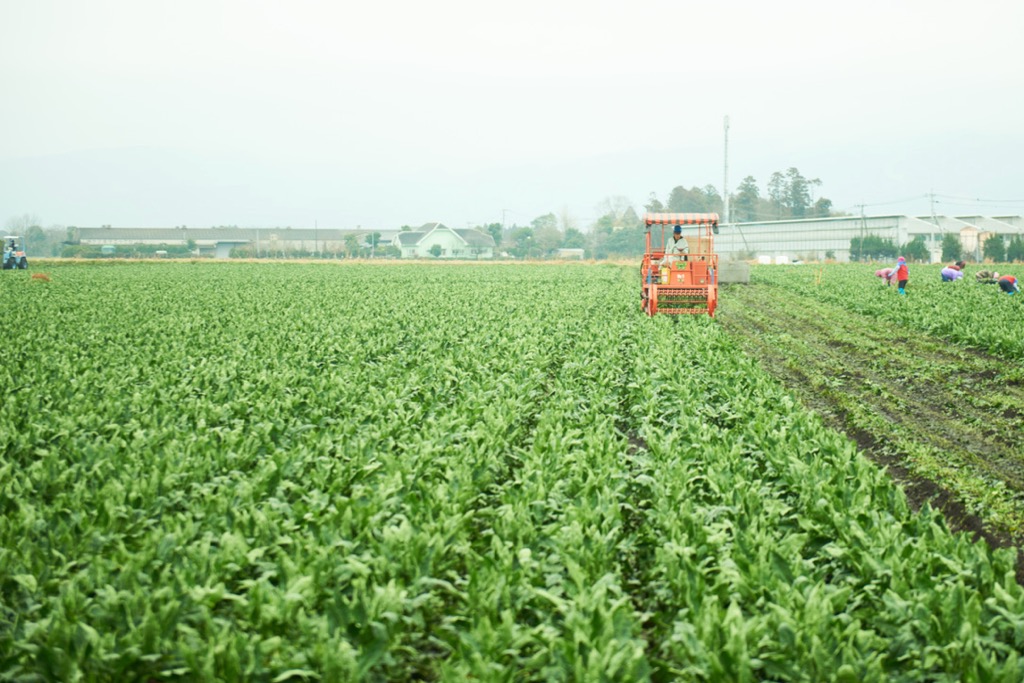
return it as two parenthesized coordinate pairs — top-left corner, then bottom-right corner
(673, 225), (682, 234)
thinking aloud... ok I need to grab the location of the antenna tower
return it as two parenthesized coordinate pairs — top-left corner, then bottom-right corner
(723, 116), (730, 225)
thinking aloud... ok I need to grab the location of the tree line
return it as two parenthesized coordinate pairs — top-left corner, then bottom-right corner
(7, 168), (836, 260)
(472, 167), (836, 258)
(849, 232), (1024, 264)
(645, 167), (833, 222)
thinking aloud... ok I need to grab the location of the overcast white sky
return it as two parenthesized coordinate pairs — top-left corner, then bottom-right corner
(2, 0), (1023, 230)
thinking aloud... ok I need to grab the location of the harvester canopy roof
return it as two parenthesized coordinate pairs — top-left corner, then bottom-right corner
(644, 212), (719, 227)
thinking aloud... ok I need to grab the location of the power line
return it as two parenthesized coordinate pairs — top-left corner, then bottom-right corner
(841, 192), (1024, 215)
(932, 193), (1024, 204)
(843, 194), (929, 211)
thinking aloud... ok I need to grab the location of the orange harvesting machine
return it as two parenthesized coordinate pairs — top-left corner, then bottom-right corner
(640, 212), (719, 317)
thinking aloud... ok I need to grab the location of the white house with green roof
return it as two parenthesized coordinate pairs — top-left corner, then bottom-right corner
(392, 223), (495, 259)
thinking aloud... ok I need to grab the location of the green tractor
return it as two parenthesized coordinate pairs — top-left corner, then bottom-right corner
(2, 235), (28, 270)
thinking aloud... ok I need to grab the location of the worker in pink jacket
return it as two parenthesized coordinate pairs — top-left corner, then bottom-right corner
(874, 267), (897, 285)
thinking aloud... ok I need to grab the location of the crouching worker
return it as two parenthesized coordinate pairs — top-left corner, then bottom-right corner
(976, 270), (998, 284)
(875, 267), (896, 285)
(997, 273), (1020, 295)
(941, 264), (964, 281)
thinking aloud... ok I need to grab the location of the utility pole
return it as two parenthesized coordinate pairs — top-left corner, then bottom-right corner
(502, 209), (509, 253)
(858, 203), (866, 262)
(929, 190), (945, 260)
(723, 115), (730, 225)
(929, 190), (941, 230)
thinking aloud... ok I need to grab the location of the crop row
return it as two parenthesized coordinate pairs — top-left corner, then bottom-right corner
(753, 263), (1024, 362)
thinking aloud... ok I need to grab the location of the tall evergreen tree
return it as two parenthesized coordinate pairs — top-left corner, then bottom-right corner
(702, 185), (723, 213)
(941, 233), (962, 262)
(563, 227), (586, 249)
(644, 193), (664, 213)
(530, 213), (558, 232)
(812, 197), (833, 217)
(767, 172), (786, 218)
(620, 206), (641, 229)
(1006, 235), (1024, 262)
(983, 234), (1006, 262)
(666, 186), (703, 212)
(850, 235), (898, 261)
(902, 235), (929, 263)
(785, 167), (811, 218)
(733, 176), (760, 222)
(483, 222), (503, 247)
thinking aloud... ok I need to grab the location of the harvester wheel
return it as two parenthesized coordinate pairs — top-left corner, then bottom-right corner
(18, 257), (28, 270)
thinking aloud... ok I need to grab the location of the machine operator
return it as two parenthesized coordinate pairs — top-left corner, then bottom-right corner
(664, 225), (688, 262)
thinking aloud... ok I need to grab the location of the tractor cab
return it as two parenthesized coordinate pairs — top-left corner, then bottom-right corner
(2, 235), (28, 270)
(640, 213), (719, 316)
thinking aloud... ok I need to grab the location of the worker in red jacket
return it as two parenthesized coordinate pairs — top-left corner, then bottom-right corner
(889, 256), (909, 295)
(996, 273), (1020, 295)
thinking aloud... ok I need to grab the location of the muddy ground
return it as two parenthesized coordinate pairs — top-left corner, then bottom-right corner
(717, 283), (1024, 584)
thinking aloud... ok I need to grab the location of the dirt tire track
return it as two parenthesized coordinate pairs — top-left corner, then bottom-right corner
(718, 283), (1024, 584)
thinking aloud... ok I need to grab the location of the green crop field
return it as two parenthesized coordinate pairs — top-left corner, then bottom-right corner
(718, 264), (1024, 555)
(2, 261), (1024, 682)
